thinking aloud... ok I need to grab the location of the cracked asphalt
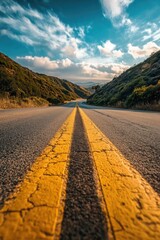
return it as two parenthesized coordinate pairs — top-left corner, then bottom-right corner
(0, 102), (75, 206)
(80, 102), (160, 194)
(0, 101), (159, 239)
(79, 107), (160, 239)
(60, 108), (108, 239)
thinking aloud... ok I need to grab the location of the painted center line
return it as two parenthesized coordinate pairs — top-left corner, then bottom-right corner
(79, 106), (160, 240)
(0, 105), (160, 240)
(60, 108), (108, 239)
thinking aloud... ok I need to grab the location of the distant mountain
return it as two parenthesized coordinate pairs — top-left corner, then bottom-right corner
(0, 53), (90, 106)
(87, 51), (160, 110)
(76, 81), (108, 94)
(77, 80), (109, 88)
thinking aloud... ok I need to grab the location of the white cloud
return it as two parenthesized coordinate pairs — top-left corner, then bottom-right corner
(16, 56), (59, 70)
(147, 22), (157, 29)
(98, 40), (116, 54)
(0, 29), (37, 45)
(98, 40), (124, 58)
(130, 25), (139, 32)
(111, 64), (127, 74)
(77, 27), (85, 38)
(81, 64), (115, 79)
(141, 22), (160, 42)
(112, 49), (124, 58)
(16, 56), (129, 82)
(99, 0), (133, 18)
(16, 56), (74, 71)
(99, 0), (133, 26)
(143, 28), (152, 35)
(60, 58), (73, 68)
(142, 28), (160, 42)
(0, 0), (43, 19)
(61, 37), (88, 59)
(128, 41), (160, 59)
(121, 15), (132, 26)
(0, 0), (88, 60)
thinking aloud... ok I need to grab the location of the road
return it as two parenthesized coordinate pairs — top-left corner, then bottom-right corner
(0, 102), (75, 206)
(0, 101), (160, 206)
(0, 101), (160, 239)
(80, 102), (160, 194)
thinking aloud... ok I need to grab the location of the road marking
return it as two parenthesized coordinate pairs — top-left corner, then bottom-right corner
(0, 108), (76, 240)
(60, 108), (108, 239)
(79, 107), (160, 240)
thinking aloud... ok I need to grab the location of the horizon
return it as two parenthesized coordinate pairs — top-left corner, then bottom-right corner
(0, 0), (160, 84)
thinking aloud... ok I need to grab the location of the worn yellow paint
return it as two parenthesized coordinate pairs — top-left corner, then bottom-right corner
(79, 107), (160, 240)
(0, 108), (76, 240)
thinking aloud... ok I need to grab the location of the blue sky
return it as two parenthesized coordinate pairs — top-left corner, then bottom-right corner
(0, 0), (160, 84)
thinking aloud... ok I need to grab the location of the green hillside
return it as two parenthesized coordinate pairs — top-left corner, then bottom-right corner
(87, 51), (160, 110)
(0, 52), (90, 107)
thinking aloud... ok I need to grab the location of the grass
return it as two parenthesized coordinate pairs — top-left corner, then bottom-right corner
(132, 102), (160, 111)
(0, 96), (49, 109)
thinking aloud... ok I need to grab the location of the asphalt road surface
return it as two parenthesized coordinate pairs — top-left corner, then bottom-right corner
(0, 102), (75, 206)
(0, 101), (160, 208)
(80, 102), (160, 194)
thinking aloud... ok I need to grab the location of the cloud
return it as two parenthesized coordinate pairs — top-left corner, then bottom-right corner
(141, 22), (160, 42)
(143, 28), (152, 35)
(121, 15), (132, 26)
(16, 56), (73, 70)
(99, 0), (133, 26)
(16, 56), (129, 82)
(0, 29), (37, 45)
(111, 64), (127, 74)
(128, 41), (160, 59)
(130, 25), (139, 32)
(0, 0), (43, 19)
(60, 58), (73, 68)
(99, 0), (133, 18)
(98, 40), (124, 58)
(142, 27), (160, 42)
(0, 0), (88, 60)
(77, 27), (85, 38)
(75, 25), (92, 39)
(84, 62), (128, 79)
(82, 65), (112, 78)
(61, 37), (88, 59)
(142, 21), (160, 41)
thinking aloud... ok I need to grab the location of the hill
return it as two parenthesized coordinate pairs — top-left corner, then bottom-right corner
(0, 52), (90, 108)
(87, 51), (160, 110)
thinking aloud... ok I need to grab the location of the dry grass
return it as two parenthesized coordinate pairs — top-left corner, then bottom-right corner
(132, 103), (160, 111)
(0, 97), (49, 109)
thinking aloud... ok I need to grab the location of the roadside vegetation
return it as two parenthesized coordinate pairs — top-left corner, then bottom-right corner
(87, 51), (160, 111)
(0, 52), (90, 109)
(0, 96), (49, 109)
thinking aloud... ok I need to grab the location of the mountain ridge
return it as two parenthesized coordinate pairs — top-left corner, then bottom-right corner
(0, 52), (90, 108)
(87, 51), (160, 110)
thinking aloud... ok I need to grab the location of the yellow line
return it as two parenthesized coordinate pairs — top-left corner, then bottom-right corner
(0, 108), (76, 240)
(79, 107), (160, 240)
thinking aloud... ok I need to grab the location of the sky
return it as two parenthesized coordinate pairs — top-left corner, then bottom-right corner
(0, 0), (160, 84)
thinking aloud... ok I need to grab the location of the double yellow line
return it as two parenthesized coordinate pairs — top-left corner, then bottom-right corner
(0, 106), (160, 239)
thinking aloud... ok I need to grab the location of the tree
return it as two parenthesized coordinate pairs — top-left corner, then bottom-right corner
(92, 85), (100, 92)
